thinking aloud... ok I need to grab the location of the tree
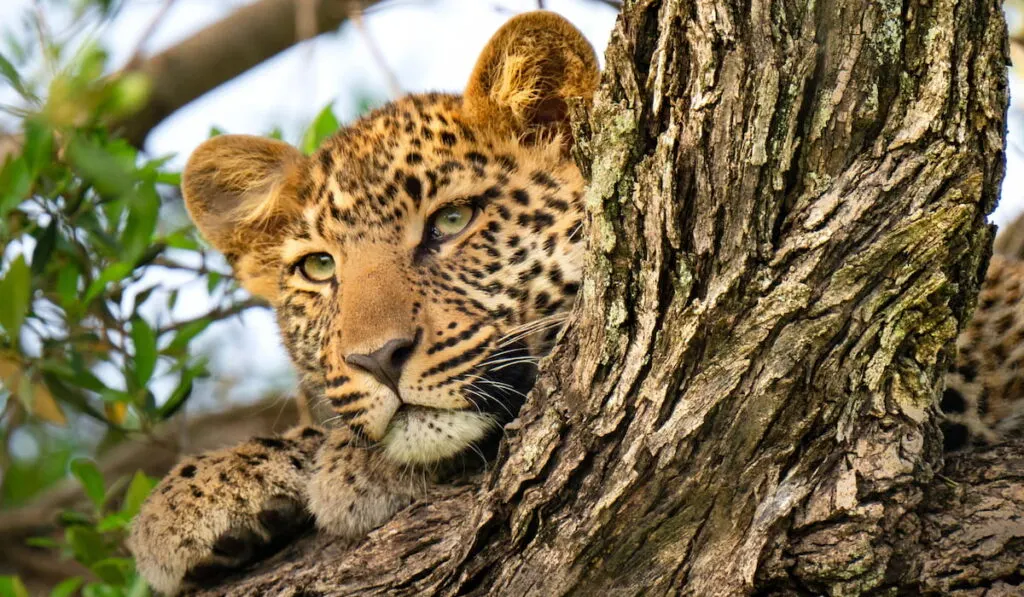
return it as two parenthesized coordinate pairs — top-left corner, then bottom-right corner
(180, 0), (1022, 595)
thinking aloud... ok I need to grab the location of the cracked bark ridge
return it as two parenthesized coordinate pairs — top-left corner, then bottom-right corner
(190, 0), (1013, 594)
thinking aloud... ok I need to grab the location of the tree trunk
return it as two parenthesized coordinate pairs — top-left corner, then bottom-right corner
(191, 0), (1019, 595)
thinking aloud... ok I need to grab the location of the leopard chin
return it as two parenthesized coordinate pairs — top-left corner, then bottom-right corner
(378, 340), (539, 465)
(381, 406), (497, 464)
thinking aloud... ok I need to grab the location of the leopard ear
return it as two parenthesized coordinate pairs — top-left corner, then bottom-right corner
(181, 134), (306, 302)
(463, 11), (599, 142)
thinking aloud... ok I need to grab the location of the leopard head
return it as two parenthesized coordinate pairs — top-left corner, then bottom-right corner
(180, 11), (598, 465)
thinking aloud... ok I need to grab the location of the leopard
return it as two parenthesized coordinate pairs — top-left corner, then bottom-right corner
(129, 11), (597, 595)
(128, 10), (1023, 596)
(941, 253), (1024, 450)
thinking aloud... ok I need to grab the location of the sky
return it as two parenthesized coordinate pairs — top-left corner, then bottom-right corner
(1, 0), (1022, 411)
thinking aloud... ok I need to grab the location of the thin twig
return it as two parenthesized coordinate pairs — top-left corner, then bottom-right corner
(125, 0), (179, 67)
(348, 3), (402, 97)
(157, 299), (267, 335)
(151, 255), (234, 279)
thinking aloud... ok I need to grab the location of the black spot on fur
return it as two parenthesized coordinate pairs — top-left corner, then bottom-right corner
(255, 437), (286, 449)
(941, 388), (966, 414)
(942, 422), (970, 451)
(404, 175), (423, 204)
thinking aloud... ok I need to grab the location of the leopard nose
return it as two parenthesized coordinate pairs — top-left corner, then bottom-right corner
(345, 336), (417, 397)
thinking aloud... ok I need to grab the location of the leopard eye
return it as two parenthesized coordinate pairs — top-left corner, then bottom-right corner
(298, 253), (335, 282)
(428, 205), (476, 241)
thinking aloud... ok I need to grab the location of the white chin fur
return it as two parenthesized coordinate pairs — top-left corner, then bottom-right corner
(382, 408), (496, 464)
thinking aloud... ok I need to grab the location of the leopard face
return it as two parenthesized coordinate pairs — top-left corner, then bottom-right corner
(181, 12), (599, 465)
(279, 94), (587, 463)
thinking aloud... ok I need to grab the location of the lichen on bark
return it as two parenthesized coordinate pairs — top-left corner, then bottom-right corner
(188, 1), (1019, 595)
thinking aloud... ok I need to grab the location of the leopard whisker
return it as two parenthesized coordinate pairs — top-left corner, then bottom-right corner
(496, 314), (568, 348)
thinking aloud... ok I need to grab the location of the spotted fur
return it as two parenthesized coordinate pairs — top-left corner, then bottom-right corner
(130, 12), (598, 595)
(942, 254), (1024, 450)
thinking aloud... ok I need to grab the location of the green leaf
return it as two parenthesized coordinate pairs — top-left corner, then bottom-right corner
(65, 525), (108, 566)
(0, 52), (29, 98)
(22, 118), (53, 176)
(0, 255), (31, 340)
(300, 104), (340, 154)
(125, 574), (150, 597)
(165, 318), (211, 355)
(50, 578), (84, 597)
(31, 220), (58, 275)
(131, 318), (157, 386)
(69, 360), (108, 393)
(90, 557), (132, 585)
(99, 388), (131, 404)
(122, 188), (159, 261)
(82, 583), (124, 597)
(95, 512), (130, 532)
(163, 229), (200, 251)
(84, 261), (133, 304)
(56, 265), (80, 307)
(0, 575), (30, 597)
(166, 288), (179, 311)
(157, 369), (195, 420)
(206, 271), (221, 294)
(0, 157), (31, 219)
(106, 72), (151, 117)
(25, 536), (60, 548)
(120, 470), (155, 519)
(57, 510), (93, 527)
(67, 136), (134, 199)
(154, 170), (181, 186)
(69, 458), (106, 508)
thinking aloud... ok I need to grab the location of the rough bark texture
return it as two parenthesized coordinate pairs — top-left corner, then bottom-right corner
(190, 0), (1017, 595)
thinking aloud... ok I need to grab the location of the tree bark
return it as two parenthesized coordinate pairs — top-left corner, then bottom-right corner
(190, 0), (1017, 595)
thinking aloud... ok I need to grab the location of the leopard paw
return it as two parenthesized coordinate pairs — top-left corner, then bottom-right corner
(128, 427), (323, 595)
(307, 431), (422, 538)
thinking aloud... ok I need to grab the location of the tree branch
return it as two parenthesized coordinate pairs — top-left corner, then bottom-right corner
(116, 0), (384, 147)
(185, 440), (1024, 596)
